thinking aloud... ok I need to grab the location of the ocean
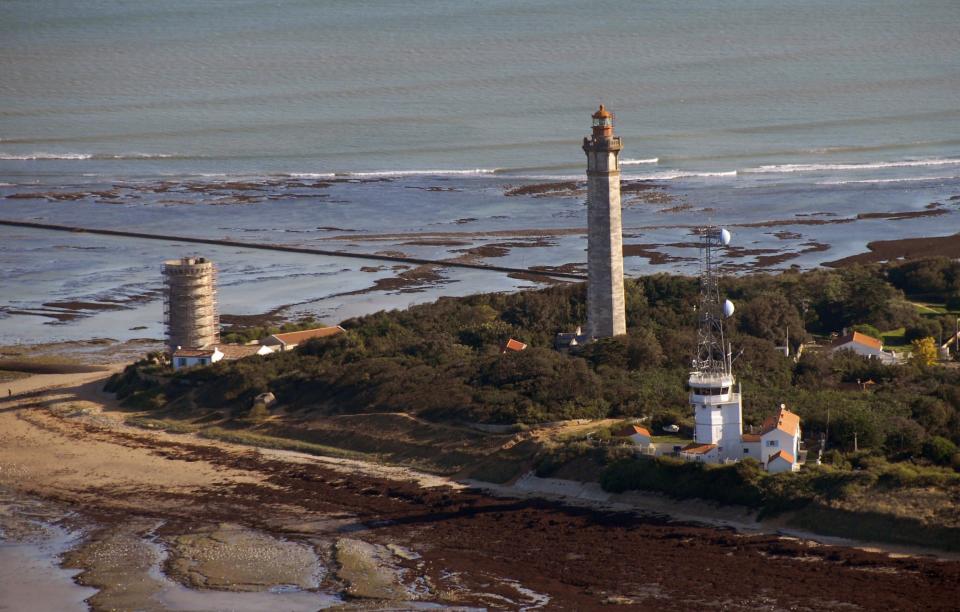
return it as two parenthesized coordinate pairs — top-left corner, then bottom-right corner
(1, 0), (959, 344)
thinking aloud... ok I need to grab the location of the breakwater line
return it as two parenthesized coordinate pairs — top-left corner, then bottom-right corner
(0, 219), (587, 281)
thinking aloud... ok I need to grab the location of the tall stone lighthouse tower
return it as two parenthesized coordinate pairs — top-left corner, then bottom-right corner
(583, 105), (626, 338)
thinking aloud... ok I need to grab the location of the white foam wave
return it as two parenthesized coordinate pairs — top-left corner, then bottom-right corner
(287, 172), (337, 179)
(628, 170), (737, 180)
(817, 175), (960, 185)
(620, 157), (659, 165)
(0, 152), (176, 160)
(745, 158), (960, 174)
(341, 168), (499, 178)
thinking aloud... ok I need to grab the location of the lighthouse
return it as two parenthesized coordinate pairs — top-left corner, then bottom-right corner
(583, 105), (626, 338)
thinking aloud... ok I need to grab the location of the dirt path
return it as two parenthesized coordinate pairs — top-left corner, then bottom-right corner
(2, 373), (960, 610)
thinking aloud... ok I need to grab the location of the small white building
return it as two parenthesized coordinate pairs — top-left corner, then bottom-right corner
(262, 326), (345, 352)
(172, 346), (223, 369)
(831, 331), (897, 364)
(689, 371), (743, 462)
(617, 425), (652, 449)
(172, 344), (273, 370)
(555, 326), (588, 352)
(766, 450), (797, 474)
(753, 405), (801, 471)
(680, 442), (719, 463)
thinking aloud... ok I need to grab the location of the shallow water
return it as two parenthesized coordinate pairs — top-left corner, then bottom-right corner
(0, 489), (97, 612)
(1, 0), (958, 345)
(0, 525), (96, 612)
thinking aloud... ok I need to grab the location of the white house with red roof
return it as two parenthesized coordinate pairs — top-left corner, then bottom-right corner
(617, 424), (652, 449)
(831, 331), (898, 364)
(767, 450), (797, 474)
(172, 343), (273, 370)
(744, 404), (800, 472)
(262, 326), (345, 352)
(679, 442), (720, 463)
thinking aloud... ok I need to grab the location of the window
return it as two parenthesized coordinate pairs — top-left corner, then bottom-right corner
(177, 358), (186, 367)
(199, 359), (207, 365)
(743, 448), (749, 454)
(766, 440), (779, 447)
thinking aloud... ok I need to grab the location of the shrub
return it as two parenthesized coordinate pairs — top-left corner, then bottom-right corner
(905, 320), (940, 344)
(924, 436), (959, 465)
(851, 324), (882, 340)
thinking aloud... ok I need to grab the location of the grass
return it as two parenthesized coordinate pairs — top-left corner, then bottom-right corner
(911, 301), (947, 315)
(125, 416), (203, 433)
(881, 327), (909, 348)
(650, 435), (692, 446)
(198, 426), (373, 461)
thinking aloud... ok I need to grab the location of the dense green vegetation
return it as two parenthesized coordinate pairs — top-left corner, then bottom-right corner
(220, 317), (321, 344)
(109, 258), (960, 470)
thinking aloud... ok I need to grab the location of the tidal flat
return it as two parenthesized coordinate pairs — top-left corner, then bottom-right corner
(1, 372), (959, 610)
(3, 172), (959, 347)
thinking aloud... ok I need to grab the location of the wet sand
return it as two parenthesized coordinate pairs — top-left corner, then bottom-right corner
(826, 232), (960, 267)
(2, 371), (960, 610)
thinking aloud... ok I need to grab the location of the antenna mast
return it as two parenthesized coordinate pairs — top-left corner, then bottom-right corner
(694, 227), (732, 376)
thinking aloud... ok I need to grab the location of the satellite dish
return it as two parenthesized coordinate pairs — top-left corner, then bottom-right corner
(720, 228), (732, 246)
(723, 299), (735, 318)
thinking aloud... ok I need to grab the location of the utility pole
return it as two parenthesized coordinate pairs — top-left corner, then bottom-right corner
(853, 431), (858, 453)
(825, 407), (830, 451)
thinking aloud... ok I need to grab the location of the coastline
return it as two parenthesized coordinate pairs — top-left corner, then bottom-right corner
(2, 369), (960, 610)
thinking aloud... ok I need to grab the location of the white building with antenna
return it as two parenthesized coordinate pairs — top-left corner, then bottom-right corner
(681, 228), (802, 472)
(684, 228), (743, 462)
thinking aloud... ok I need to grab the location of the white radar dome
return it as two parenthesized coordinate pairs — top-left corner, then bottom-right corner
(720, 228), (732, 246)
(723, 299), (735, 318)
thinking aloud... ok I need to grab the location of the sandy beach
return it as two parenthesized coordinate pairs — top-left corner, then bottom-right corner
(1, 370), (959, 610)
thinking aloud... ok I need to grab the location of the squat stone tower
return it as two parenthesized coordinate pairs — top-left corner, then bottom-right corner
(583, 104), (626, 338)
(162, 256), (219, 352)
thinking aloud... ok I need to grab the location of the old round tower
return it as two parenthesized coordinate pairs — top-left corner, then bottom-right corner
(583, 105), (626, 338)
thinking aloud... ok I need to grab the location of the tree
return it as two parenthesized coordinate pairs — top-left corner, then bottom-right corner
(946, 292), (960, 313)
(923, 436), (958, 465)
(851, 324), (882, 340)
(910, 337), (938, 367)
(905, 319), (940, 343)
(737, 292), (806, 350)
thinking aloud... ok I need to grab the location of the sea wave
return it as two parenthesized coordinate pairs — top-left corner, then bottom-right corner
(0, 152), (176, 161)
(338, 168), (500, 178)
(817, 175), (960, 185)
(627, 170), (737, 180)
(620, 158), (659, 166)
(286, 172), (338, 179)
(744, 158), (960, 174)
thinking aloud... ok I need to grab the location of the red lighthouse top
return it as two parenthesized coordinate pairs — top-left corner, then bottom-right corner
(592, 104), (614, 138)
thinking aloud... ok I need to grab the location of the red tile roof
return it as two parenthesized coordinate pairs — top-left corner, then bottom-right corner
(172, 349), (215, 358)
(268, 326), (344, 346)
(617, 425), (651, 438)
(768, 450), (795, 464)
(832, 331), (882, 351)
(217, 344), (264, 360)
(681, 443), (717, 455)
(503, 338), (528, 352)
(741, 433), (762, 443)
(759, 406), (800, 438)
